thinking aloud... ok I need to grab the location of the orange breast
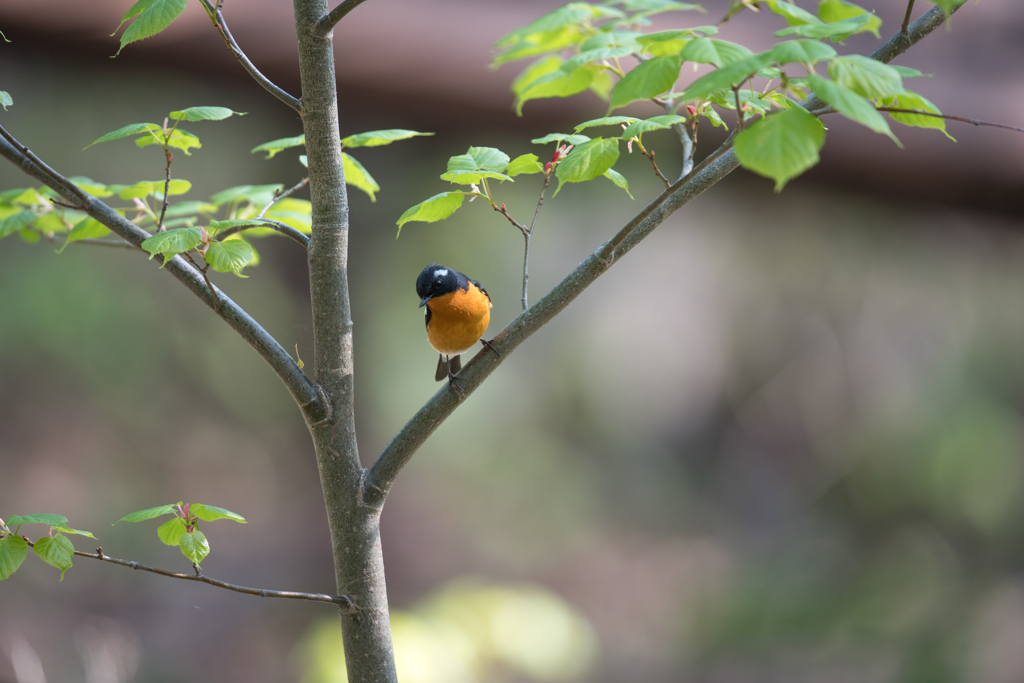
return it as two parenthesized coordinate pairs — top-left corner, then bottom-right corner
(426, 284), (492, 356)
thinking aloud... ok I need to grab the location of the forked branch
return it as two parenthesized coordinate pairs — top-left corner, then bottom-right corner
(315, 0), (373, 37)
(362, 0), (967, 506)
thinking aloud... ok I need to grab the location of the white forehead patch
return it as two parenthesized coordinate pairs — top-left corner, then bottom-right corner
(433, 268), (449, 279)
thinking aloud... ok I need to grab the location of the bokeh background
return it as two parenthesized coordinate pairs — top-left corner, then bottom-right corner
(2, 1), (1024, 682)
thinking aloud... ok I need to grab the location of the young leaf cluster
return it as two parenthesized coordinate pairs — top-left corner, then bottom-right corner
(251, 128), (433, 202)
(115, 502), (246, 567)
(499, 0), (954, 191)
(0, 514), (94, 581)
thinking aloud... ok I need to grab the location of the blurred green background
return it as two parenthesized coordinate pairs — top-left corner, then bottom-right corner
(2, 1), (1024, 682)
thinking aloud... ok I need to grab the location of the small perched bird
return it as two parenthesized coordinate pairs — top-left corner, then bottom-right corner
(416, 263), (497, 389)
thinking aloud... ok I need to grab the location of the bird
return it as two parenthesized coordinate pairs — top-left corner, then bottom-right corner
(415, 263), (497, 391)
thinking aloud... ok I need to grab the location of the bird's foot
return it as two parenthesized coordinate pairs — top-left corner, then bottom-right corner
(447, 368), (466, 396)
(480, 338), (500, 357)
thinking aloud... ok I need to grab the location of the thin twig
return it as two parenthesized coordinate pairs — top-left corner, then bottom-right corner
(902, 0), (917, 35)
(196, 0), (301, 112)
(257, 177), (309, 218)
(733, 84), (745, 131)
(215, 219), (310, 247)
(157, 144), (173, 232)
(185, 253), (223, 308)
(314, 0), (373, 37)
(53, 543), (354, 610)
(49, 198), (83, 210)
(641, 147), (671, 190)
(520, 174), (552, 310)
(493, 203), (528, 235)
(874, 107), (1024, 134)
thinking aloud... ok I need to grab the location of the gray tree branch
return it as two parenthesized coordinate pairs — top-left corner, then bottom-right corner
(363, 0), (967, 505)
(314, 0), (372, 37)
(197, 0), (302, 112)
(292, 0), (396, 680)
(0, 128), (329, 425)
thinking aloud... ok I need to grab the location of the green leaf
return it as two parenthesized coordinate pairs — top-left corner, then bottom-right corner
(775, 14), (870, 40)
(164, 201), (217, 217)
(0, 91), (12, 110)
(496, 3), (593, 47)
(767, 39), (837, 65)
(531, 133), (591, 145)
(638, 27), (717, 47)
(116, 0), (186, 54)
(766, 0), (822, 26)
(579, 30), (643, 52)
(85, 122), (161, 148)
(33, 534), (75, 580)
(603, 168), (633, 199)
(157, 517), (187, 546)
(6, 514), (69, 526)
(624, 0), (705, 18)
(507, 154), (545, 176)
(68, 176), (114, 197)
(0, 210), (35, 239)
(610, 54), (684, 110)
(678, 54), (771, 101)
(207, 219), (260, 233)
(179, 529), (210, 565)
(889, 65), (926, 78)
(0, 535), (28, 580)
(209, 184), (283, 206)
(554, 138), (620, 195)
(511, 56), (564, 97)
(115, 504), (178, 524)
(60, 218), (111, 252)
(516, 65), (597, 115)
(807, 74), (900, 143)
(204, 239), (254, 276)
(155, 179), (192, 199)
(191, 504), (246, 523)
(734, 108), (825, 191)
(494, 26), (587, 66)
(341, 129), (433, 148)
(51, 526), (96, 538)
(169, 106), (245, 122)
(678, 38), (753, 67)
(141, 227), (203, 263)
(396, 192), (465, 234)
(559, 46), (638, 75)
(882, 91), (954, 140)
(251, 134), (305, 159)
(829, 55), (904, 99)
(440, 171), (514, 185)
(342, 152), (381, 201)
(574, 116), (637, 132)
(621, 114), (686, 139)
(818, 0), (881, 38)
(136, 128), (201, 155)
(263, 198), (312, 233)
(470, 147), (510, 172)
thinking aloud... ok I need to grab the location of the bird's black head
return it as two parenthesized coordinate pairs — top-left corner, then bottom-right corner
(416, 263), (466, 307)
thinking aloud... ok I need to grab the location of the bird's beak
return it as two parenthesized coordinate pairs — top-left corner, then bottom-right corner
(419, 296), (432, 308)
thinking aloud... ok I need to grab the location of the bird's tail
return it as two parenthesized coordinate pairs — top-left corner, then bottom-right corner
(435, 354), (461, 381)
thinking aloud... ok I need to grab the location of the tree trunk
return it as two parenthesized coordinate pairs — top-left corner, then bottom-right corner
(292, 0), (397, 680)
